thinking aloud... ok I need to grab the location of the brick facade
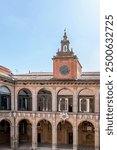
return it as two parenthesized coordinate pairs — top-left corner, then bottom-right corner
(0, 32), (100, 150)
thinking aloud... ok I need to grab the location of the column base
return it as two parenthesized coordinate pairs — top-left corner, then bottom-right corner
(95, 146), (100, 150)
(52, 144), (57, 150)
(73, 144), (78, 150)
(32, 142), (37, 150)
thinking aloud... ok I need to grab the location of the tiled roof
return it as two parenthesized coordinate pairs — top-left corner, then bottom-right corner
(11, 72), (100, 81)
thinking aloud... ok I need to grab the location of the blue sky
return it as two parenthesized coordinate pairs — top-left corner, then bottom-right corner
(0, 0), (99, 73)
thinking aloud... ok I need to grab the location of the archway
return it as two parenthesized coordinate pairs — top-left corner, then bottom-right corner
(37, 120), (52, 147)
(18, 119), (32, 147)
(0, 86), (11, 110)
(78, 89), (95, 113)
(78, 121), (95, 149)
(37, 89), (52, 112)
(57, 121), (73, 149)
(57, 89), (73, 112)
(0, 120), (10, 148)
(18, 88), (32, 111)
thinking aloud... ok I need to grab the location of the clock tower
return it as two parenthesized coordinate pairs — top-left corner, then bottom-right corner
(53, 31), (82, 79)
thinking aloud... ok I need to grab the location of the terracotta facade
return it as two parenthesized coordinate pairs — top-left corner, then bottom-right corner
(0, 32), (100, 150)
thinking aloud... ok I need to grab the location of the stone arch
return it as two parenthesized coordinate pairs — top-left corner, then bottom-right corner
(37, 88), (52, 112)
(0, 118), (12, 126)
(57, 88), (73, 112)
(18, 119), (32, 147)
(37, 119), (52, 147)
(36, 87), (53, 98)
(0, 119), (11, 148)
(57, 88), (74, 95)
(0, 85), (11, 110)
(0, 85), (11, 92)
(36, 118), (52, 126)
(17, 88), (32, 111)
(78, 121), (95, 148)
(78, 88), (94, 96)
(78, 120), (95, 128)
(17, 117), (32, 125)
(78, 88), (95, 113)
(57, 120), (73, 149)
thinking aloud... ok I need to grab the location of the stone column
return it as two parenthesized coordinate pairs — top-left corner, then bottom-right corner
(15, 89), (18, 111)
(79, 98), (82, 112)
(11, 125), (15, 149)
(32, 88), (37, 111)
(52, 122), (57, 150)
(73, 119), (78, 150)
(15, 124), (19, 148)
(95, 126), (100, 150)
(32, 120), (37, 150)
(52, 88), (57, 112)
(86, 98), (90, 112)
(95, 88), (100, 113)
(11, 87), (15, 111)
(73, 88), (78, 113)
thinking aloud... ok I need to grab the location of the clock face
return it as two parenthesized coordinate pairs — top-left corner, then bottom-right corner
(59, 65), (70, 75)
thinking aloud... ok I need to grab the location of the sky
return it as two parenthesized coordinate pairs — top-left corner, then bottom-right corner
(0, 0), (99, 74)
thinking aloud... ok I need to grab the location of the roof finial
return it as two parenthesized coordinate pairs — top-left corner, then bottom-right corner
(63, 28), (67, 39)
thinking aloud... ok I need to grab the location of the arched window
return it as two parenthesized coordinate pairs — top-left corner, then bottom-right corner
(79, 96), (94, 113)
(59, 97), (68, 112)
(57, 89), (73, 112)
(0, 86), (11, 110)
(18, 89), (32, 111)
(37, 89), (52, 112)
(78, 89), (95, 113)
(63, 45), (67, 51)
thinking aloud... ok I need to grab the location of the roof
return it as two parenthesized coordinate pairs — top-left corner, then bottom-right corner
(10, 71), (100, 81)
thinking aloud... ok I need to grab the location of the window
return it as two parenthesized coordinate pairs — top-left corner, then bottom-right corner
(63, 45), (67, 51)
(0, 86), (11, 110)
(79, 96), (94, 113)
(58, 97), (72, 112)
(59, 97), (68, 112)
(37, 90), (52, 112)
(18, 89), (32, 111)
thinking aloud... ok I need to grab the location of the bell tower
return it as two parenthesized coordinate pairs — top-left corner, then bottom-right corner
(53, 30), (82, 79)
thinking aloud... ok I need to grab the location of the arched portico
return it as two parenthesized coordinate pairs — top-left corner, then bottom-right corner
(78, 121), (95, 149)
(18, 119), (32, 148)
(37, 119), (52, 148)
(0, 120), (10, 148)
(57, 120), (73, 149)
